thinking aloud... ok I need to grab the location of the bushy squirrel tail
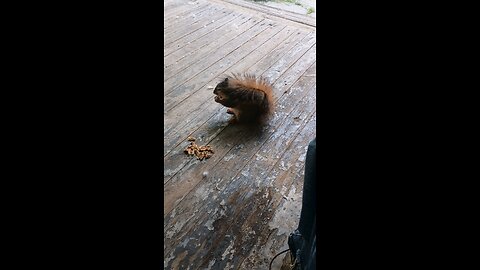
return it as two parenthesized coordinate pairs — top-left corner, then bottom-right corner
(226, 73), (275, 119)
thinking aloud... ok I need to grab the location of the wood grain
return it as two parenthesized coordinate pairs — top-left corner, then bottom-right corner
(164, 0), (316, 269)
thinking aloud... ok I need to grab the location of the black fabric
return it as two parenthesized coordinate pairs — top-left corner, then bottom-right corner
(288, 138), (316, 270)
(298, 138), (316, 236)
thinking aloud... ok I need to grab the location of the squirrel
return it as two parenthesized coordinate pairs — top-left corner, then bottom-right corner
(213, 73), (274, 125)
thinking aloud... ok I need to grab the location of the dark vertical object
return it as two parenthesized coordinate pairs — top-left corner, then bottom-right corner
(288, 138), (316, 270)
(298, 138), (316, 234)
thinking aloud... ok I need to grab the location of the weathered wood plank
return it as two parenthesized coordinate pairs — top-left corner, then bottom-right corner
(163, 25), (292, 158)
(164, 0), (189, 12)
(164, 78), (315, 239)
(164, 8), (212, 33)
(164, 85), (316, 269)
(181, 111), (316, 269)
(163, 32), (316, 154)
(163, 18), (271, 97)
(238, 116), (315, 269)
(163, 11), (243, 57)
(164, 41), (315, 157)
(163, 1), (185, 14)
(163, 26), (298, 162)
(163, 29), (313, 132)
(164, 21), (283, 108)
(163, 29), (310, 187)
(164, 3), (223, 35)
(164, 0), (194, 19)
(163, 111), (231, 184)
(165, 28), (311, 111)
(165, 28), (312, 111)
(227, 28), (309, 74)
(164, 1), (209, 23)
(164, 13), (253, 79)
(164, 29), (314, 120)
(258, 32), (316, 81)
(213, 0), (316, 28)
(163, 1), (316, 269)
(163, 4), (219, 33)
(245, 31), (313, 73)
(163, 16), (263, 97)
(232, 113), (315, 270)
(166, 115), (316, 269)
(165, 18), (298, 84)
(164, 5), (228, 46)
(164, 61), (316, 217)
(164, 62), (316, 242)
(164, 2), (224, 28)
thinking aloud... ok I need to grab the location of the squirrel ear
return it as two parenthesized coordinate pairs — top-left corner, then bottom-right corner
(224, 78), (228, 82)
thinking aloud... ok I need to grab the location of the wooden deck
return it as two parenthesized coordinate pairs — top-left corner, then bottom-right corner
(164, 0), (316, 269)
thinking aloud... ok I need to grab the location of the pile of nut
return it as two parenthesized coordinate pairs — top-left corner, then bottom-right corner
(184, 136), (214, 160)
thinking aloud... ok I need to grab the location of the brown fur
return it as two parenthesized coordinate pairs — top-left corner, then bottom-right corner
(213, 73), (274, 125)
